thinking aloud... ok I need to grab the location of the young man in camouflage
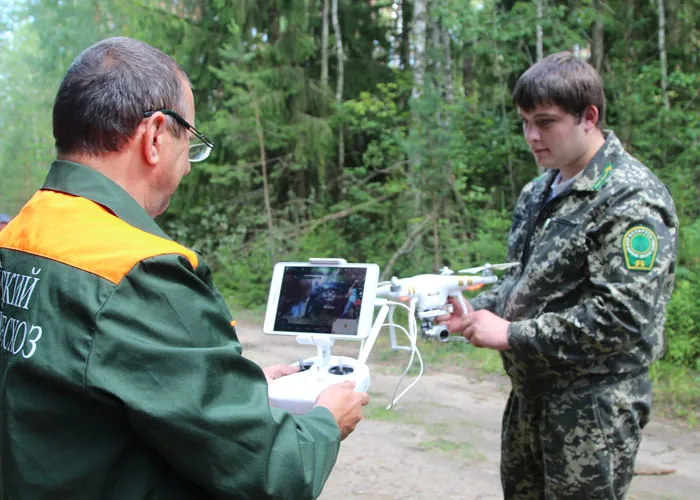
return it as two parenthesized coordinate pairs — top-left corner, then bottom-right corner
(439, 52), (678, 498)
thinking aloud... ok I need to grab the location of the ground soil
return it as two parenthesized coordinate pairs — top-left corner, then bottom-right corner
(237, 320), (700, 500)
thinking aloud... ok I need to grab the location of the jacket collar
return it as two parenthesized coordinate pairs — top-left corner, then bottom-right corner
(530, 130), (625, 202)
(569, 130), (624, 192)
(42, 160), (171, 240)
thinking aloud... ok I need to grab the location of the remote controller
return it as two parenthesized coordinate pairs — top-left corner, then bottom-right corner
(268, 355), (371, 415)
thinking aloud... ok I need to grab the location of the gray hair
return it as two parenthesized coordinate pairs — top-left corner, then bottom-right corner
(53, 36), (190, 155)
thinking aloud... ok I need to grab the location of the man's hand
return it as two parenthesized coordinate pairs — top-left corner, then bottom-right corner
(458, 310), (510, 350)
(436, 296), (510, 351)
(262, 364), (300, 384)
(435, 295), (474, 332)
(314, 381), (370, 440)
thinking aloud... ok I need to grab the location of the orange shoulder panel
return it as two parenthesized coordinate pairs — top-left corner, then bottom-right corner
(0, 191), (198, 284)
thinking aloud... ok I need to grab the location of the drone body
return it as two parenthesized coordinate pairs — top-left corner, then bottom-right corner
(376, 263), (518, 342)
(378, 274), (498, 313)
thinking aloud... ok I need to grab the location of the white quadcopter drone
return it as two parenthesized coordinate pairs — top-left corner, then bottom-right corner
(376, 262), (519, 344)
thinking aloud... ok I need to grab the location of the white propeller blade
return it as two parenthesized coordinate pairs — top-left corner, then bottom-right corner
(458, 262), (520, 274)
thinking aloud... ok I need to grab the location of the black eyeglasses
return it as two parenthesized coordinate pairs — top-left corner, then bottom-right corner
(144, 109), (214, 162)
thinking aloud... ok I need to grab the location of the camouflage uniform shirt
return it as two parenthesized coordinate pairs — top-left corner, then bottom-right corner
(471, 131), (678, 396)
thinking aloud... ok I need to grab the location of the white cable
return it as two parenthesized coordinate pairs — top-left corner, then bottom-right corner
(380, 300), (424, 410)
(390, 301), (423, 408)
(381, 323), (423, 409)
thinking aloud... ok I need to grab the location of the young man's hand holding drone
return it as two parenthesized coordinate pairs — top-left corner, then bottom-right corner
(436, 296), (511, 351)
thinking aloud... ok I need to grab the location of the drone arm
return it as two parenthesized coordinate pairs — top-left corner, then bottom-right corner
(375, 284), (390, 298)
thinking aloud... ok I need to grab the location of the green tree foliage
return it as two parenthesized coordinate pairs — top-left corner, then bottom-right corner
(0, 0), (698, 371)
(0, 23), (53, 210)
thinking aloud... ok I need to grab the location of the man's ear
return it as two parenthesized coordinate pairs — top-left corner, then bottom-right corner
(141, 112), (168, 166)
(581, 105), (600, 132)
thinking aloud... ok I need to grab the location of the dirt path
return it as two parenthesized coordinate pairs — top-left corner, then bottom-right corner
(236, 320), (700, 500)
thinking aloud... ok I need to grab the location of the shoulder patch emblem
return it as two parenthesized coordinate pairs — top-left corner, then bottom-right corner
(592, 162), (615, 190)
(622, 226), (658, 271)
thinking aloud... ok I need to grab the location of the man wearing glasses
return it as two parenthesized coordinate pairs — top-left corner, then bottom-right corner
(0, 37), (368, 499)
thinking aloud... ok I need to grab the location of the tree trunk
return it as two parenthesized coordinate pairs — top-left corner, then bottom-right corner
(430, 0), (441, 76)
(432, 196), (441, 273)
(392, 0), (401, 67)
(657, 0), (670, 111)
(442, 29), (453, 103)
(321, 0), (329, 94)
(268, 3), (280, 44)
(401, 0), (412, 69)
(495, 54), (521, 195)
(407, 0), (429, 223)
(29, 112), (40, 200)
(591, 0), (604, 72)
(253, 100), (276, 262)
(463, 53), (474, 97)
(621, 0), (635, 147)
(411, 0), (428, 100)
(332, 0), (345, 172)
(536, 0), (543, 61)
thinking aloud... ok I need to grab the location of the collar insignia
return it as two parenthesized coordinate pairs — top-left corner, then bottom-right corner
(592, 162), (615, 190)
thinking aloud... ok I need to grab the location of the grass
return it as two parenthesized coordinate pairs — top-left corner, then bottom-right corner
(367, 325), (505, 377)
(418, 438), (487, 461)
(651, 362), (700, 428)
(363, 402), (488, 461)
(361, 402), (419, 423)
(419, 422), (488, 461)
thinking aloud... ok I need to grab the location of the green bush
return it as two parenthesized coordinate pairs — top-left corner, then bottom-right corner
(664, 279), (700, 371)
(662, 217), (700, 372)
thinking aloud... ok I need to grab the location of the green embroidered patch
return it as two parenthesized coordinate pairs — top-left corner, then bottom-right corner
(592, 162), (615, 190)
(622, 226), (658, 271)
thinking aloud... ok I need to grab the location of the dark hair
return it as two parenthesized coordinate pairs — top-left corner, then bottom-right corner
(512, 52), (605, 127)
(53, 36), (190, 155)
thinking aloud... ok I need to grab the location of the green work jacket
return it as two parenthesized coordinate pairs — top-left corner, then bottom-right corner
(0, 161), (340, 499)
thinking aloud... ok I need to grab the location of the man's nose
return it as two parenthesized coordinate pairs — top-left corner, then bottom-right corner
(525, 125), (540, 143)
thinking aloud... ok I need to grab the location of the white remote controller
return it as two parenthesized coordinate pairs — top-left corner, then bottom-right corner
(268, 355), (371, 415)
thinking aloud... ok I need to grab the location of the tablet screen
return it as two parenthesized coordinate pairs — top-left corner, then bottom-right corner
(272, 265), (370, 336)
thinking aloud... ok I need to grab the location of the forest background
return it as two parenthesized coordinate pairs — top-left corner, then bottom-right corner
(1, 0), (697, 420)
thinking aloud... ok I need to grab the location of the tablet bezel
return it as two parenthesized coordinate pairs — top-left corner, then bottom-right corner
(263, 262), (380, 340)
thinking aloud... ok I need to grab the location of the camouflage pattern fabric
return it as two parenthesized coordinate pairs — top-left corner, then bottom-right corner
(501, 373), (650, 499)
(471, 131), (678, 498)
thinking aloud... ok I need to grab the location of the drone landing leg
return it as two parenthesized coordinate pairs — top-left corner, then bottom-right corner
(357, 303), (390, 365)
(387, 301), (413, 352)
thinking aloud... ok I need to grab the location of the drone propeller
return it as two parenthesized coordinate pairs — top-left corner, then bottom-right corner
(458, 262), (520, 274)
(438, 266), (454, 276)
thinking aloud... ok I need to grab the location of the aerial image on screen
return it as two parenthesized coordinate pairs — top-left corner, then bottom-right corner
(274, 266), (368, 335)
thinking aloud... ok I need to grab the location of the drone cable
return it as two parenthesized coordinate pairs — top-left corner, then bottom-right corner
(382, 300), (424, 410)
(381, 323), (424, 409)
